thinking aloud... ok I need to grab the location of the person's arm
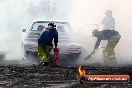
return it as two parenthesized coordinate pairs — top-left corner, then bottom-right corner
(93, 36), (101, 53)
(94, 37), (101, 49)
(39, 29), (45, 36)
(53, 28), (58, 48)
(38, 32), (43, 45)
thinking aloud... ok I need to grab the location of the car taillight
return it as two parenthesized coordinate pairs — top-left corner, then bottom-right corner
(25, 38), (37, 43)
(68, 48), (80, 49)
(66, 50), (79, 51)
(66, 48), (80, 51)
(66, 48), (80, 52)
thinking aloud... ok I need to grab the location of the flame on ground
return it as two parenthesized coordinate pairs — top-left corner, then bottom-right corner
(78, 66), (86, 76)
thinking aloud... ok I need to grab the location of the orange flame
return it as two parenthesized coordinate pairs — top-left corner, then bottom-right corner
(78, 66), (86, 76)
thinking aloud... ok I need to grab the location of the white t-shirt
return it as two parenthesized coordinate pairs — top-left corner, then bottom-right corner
(101, 16), (115, 48)
(102, 16), (115, 30)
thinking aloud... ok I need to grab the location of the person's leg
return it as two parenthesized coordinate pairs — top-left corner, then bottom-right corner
(100, 40), (108, 65)
(37, 45), (47, 64)
(106, 34), (121, 65)
(102, 48), (107, 64)
(106, 45), (117, 65)
(45, 46), (52, 63)
(37, 45), (44, 63)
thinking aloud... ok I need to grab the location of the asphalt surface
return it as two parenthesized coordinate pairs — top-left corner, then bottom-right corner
(0, 60), (132, 88)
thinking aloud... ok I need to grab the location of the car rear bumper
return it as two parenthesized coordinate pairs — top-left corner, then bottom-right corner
(22, 44), (82, 55)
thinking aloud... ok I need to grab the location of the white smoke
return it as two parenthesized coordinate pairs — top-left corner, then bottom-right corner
(0, 0), (71, 60)
(70, 0), (132, 65)
(0, 0), (132, 65)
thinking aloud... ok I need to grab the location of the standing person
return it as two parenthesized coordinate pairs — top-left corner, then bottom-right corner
(101, 10), (116, 64)
(37, 23), (58, 65)
(102, 10), (115, 30)
(91, 29), (121, 65)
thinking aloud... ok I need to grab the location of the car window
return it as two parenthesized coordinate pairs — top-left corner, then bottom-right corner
(31, 23), (48, 31)
(31, 22), (71, 33)
(57, 26), (65, 32)
(56, 24), (70, 33)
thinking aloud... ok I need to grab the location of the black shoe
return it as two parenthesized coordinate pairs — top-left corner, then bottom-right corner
(44, 62), (49, 66)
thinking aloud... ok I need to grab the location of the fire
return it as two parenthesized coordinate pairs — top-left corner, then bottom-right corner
(78, 66), (86, 76)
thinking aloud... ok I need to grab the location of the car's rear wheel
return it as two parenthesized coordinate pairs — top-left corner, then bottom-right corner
(0, 51), (6, 61)
(25, 51), (40, 65)
(61, 52), (81, 66)
(0, 54), (5, 61)
(70, 52), (81, 58)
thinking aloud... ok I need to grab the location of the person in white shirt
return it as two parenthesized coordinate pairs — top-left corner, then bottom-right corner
(101, 10), (116, 65)
(102, 10), (115, 30)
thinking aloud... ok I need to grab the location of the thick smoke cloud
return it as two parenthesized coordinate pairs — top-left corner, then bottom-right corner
(0, 0), (71, 60)
(70, 0), (132, 65)
(0, 0), (132, 65)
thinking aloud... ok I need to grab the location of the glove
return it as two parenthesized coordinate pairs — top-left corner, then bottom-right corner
(91, 49), (96, 55)
(55, 43), (57, 48)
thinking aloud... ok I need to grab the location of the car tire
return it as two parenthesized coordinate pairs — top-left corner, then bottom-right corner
(25, 51), (40, 65)
(68, 52), (81, 65)
(73, 52), (81, 58)
(0, 54), (5, 61)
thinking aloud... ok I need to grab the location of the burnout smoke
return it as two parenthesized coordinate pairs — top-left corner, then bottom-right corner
(0, 0), (132, 65)
(0, 0), (71, 62)
(70, 0), (132, 65)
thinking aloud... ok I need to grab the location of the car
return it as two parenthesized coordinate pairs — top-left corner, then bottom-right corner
(21, 21), (82, 64)
(0, 51), (6, 60)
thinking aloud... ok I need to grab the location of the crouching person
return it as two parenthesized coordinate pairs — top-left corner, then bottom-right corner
(92, 29), (121, 66)
(37, 23), (58, 65)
